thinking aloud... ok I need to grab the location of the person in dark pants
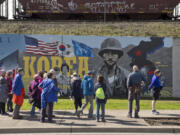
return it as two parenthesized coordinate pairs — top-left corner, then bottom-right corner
(71, 73), (83, 115)
(148, 69), (163, 115)
(76, 71), (94, 119)
(94, 75), (107, 122)
(0, 69), (8, 115)
(39, 72), (60, 123)
(29, 74), (41, 116)
(127, 65), (146, 118)
(0, 102), (6, 114)
(6, 70), (14, 112)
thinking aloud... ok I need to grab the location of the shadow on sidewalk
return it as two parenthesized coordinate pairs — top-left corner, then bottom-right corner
(54, 111), (115, 118)
(6, 110), (147, 127)
(106, 118), (147, 126)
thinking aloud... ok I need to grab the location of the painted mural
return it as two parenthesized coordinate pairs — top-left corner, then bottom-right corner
(0, 34), (173, 97)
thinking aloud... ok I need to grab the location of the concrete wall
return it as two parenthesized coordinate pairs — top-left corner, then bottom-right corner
(173, 38), (180, 97)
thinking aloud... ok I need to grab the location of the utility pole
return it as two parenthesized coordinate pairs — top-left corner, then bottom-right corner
(6, 0), (8, 18)
(104, 0), (106, 23)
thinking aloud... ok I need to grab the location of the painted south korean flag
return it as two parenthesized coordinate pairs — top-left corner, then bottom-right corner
(57, 43), (75, 57)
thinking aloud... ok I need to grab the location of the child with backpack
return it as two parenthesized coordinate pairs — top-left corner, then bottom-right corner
(94, 75), (107, 122)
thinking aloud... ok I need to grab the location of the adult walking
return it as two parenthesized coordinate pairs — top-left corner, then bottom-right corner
(71, 73), (83, 115)
(6, 70), (14, 112)
(12, 68), (25, 119)
(39, 72), (60, 123)
(127, 65), (146, 118)
(0, 69), (8, 115)
(29, 74), (41, 116)
(77, 71), (94, 119)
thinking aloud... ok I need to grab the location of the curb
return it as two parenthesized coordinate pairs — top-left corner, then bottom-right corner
(0, 128), (180, 134)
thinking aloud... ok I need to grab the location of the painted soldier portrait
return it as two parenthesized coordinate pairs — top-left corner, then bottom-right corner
(97, 38), (129, 97)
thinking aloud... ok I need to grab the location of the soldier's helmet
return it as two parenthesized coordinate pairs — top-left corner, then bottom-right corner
(98, 38), (123, 58)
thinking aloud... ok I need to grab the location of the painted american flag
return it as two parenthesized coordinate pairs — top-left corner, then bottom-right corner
(25, 36), (59, 56)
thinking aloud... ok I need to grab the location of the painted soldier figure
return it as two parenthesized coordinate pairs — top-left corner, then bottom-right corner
(97, 38), (129, 97)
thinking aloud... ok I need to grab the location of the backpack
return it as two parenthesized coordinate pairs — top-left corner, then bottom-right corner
(75, 80), (81, 89)
(96, 87), (105, 100)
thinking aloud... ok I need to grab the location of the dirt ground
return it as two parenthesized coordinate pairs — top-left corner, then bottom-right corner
(144, 118), (180, 126)
(1, 20), (180, 37)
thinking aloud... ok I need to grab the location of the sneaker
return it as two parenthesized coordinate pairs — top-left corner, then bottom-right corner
(88, 115), (93, 119)
(40, 119), (45, 123)
(48, 119), (54, 123)
(102, 119), (106, 122)
(9, 109), (13, 112)
(13, 115), (23, 119)
(7, 109), (13, 112)
(96, 118), (100, 122)
(76, 110), (81, 118)
(74, 110), (77, 115)
(127, 114), (132, 118)
(156, 111), (160, 114)
(152, 110), (159, 115)
(2, 112), (9, 116)
(134, 114), (140, 118)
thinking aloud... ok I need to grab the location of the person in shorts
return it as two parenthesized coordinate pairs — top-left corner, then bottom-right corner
(148, 69), (163, 115)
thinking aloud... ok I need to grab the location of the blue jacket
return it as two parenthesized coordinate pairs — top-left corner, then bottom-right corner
(148, 75), (162, 89)
(12, 74), (24, 96)
(81, 75), (94, 96)
(39, 78), (60, 109)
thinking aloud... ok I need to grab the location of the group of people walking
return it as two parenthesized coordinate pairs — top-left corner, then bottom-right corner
(0, 64), (164, 123)
(0, 68), (24, 119)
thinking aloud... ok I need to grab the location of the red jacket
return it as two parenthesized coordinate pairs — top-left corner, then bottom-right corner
(6, 77), (12, 93)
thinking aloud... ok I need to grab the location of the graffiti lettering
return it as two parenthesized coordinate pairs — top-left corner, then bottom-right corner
(68, 0), (78, 11)
(30, 0), (64, 11)
(85, 1), (135, 13)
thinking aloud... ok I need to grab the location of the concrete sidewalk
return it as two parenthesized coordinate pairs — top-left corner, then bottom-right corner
(0, 110), (180, 134)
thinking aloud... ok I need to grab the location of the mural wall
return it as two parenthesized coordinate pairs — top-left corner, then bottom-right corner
(0, 34), (173, 97)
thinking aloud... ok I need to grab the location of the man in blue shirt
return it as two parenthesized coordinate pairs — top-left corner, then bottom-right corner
(148, 69), (163, 115)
